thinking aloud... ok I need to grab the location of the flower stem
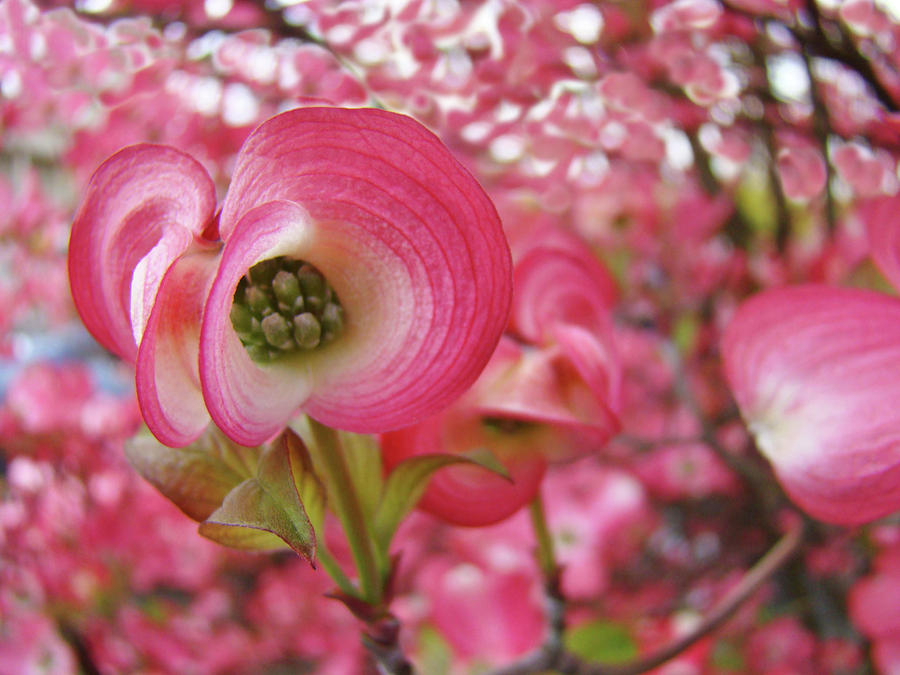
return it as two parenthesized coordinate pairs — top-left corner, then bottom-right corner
(307, 418), (383, 605)
(529, 493), (557, 579)
(527, 492), (566, 665)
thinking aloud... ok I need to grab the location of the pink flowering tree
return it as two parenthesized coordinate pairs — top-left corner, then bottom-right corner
(7, 0), (900, 672)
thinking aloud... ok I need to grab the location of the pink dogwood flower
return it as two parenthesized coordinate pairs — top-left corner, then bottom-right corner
(382, 231), (621, 526)
(69, 106), (512, 447)
(722, 284), (900, 525)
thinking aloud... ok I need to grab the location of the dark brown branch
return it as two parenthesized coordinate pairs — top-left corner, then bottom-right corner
(722, 10), (794, 251)
(802, 0), (899, 113)
(719, 0), (899, 112)
(57, 621), (102, 675)
(688, 131), (722, 197)
(756, 110), (793, 252)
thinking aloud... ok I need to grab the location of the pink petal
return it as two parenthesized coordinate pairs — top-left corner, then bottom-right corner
(380, 411), (547, 527)
(776, 146), (827, 202)
(850, 572), (900, 638)
(722, 285), (900, 525)
(551, 322), (622, 437)
(862, 195), (900, 291)
(214, 107), (511, 439)
(68, 144), (216, 362)
(650, 0), (722, 32)
(136, 248), (219, 447)
(833, 144), (892, 197)
(510, 241), (617, 344)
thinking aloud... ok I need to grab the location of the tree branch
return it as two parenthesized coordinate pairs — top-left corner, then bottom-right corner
(800, 44), (838, 235)
(487, 519), (805, 675)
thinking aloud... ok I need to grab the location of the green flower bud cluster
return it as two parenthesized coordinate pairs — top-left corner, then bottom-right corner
(230, 256), (345, 362)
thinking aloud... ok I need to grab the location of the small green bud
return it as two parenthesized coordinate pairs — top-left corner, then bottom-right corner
(232, 256), (344, 361)
(297, 265), (326, 299)
(261, 313), (293, 349)
(238, 331), (266, 347)
(272, 270), (301, 307)
(320, 303), (344, 343)
(245, 286), (274, 316)
(248, 258), (281, 286)
(230, 303), (254, 334)
(293, 312), (322, 350)
(304, 295), (324, 313)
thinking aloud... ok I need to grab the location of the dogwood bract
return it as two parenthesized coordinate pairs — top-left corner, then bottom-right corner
(722, 285), (900, 525)
(69, 107), (512, 447)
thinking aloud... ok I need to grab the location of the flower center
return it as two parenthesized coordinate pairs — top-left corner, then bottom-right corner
(230, 256), (344, 362)
(482, 417), (533, 434)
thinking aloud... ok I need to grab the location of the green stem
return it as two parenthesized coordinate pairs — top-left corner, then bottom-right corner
(316, 545), (358, 599)
(307, 418), (383, 605)
(529, 493), (557, 579)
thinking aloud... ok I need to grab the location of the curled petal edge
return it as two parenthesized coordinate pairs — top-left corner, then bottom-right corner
(68, 144), (216, 362)
(136, 248), (219, 447)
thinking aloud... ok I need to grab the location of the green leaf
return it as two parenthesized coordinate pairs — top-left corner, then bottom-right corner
(415, 626), (452, 675)
(198, 481), (294, 552)
(848, 258), (900, 296)
(711, 638), (745, 672)
(199, 438), (317, 562)
(564, 620), (638, 664)
(124, 426), (258, 521)
(283, 428), (327, 534)
(373, 450), (511, 548)
(461, 446), (512, 481)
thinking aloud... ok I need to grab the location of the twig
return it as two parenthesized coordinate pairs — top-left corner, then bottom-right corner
(800, 44), (838, 235)
(686, 131), (751, 247)
(661, 343), (779, 515)
(720, 0), (898, 111)
(529, 495), (558, 579)
(802, 0), (899, 113)
(362, 614), (414, 675)
(758, 112), (793, 252)
(57, 620), (102, 675)
(488, 520), (805, 675)
(597, 519), (804, 675)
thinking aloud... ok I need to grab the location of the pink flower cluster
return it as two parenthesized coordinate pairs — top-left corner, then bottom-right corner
(0, 363), (366, 674)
